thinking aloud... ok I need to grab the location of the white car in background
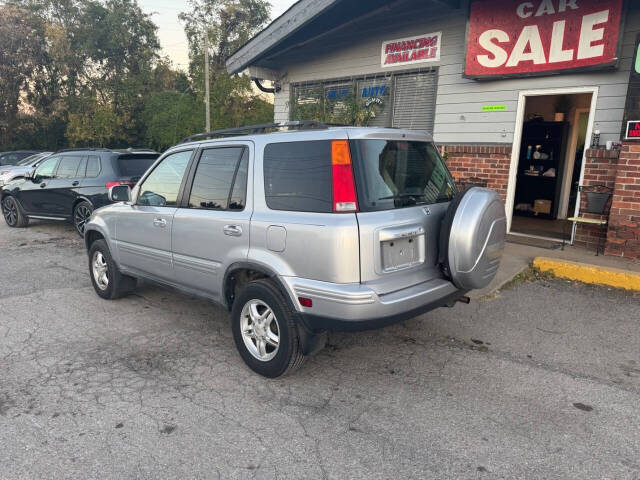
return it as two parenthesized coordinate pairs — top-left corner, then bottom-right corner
(0, 152), (53, 187)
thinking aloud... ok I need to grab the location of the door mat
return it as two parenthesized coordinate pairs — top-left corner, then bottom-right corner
(506, 234), (564, 250)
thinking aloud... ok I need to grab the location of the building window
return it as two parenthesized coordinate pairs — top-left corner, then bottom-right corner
(290, 69), (437, 133)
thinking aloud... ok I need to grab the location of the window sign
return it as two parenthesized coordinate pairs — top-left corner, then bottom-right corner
(625, 121), (640, 140)
(465, 0), (624, 79)
(381, 32), (441, 68)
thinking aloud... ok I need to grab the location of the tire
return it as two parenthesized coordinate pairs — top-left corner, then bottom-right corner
(88, 239), (137, 299)
(1, 196), (29, 228)
(73, 201), (93, 237)
(231, 279), (306, 378)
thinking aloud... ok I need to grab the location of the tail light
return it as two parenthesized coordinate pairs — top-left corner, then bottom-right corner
(331, 140), (358, 213)
(106, 180), (136, 189)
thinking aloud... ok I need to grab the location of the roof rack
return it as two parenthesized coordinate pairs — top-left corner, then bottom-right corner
(55, 147), (157, 154)
(55, 148), (113, 153)
(179, 121), (349, 144)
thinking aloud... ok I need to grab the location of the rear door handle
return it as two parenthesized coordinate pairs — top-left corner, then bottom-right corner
(72, 181), (80, 186)
(39, 182), (46, 188)
(223, 225), (242, 237)
(153, 218), (167, 228)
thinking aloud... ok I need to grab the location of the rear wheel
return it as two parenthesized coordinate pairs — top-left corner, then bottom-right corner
(231, 279), (305, 378)
(88, 239), (136, 299)
(1, 196), (29, 228)
(74, 201), (93, 237)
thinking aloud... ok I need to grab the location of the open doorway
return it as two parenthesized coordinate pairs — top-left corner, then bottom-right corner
(508, 90), (595, 241)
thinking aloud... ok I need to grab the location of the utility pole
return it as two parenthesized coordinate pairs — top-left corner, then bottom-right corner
(203, 29), (211, 132)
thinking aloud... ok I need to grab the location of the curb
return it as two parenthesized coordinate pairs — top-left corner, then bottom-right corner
(532, 257), (640, 292)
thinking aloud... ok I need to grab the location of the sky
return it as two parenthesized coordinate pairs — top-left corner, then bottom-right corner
(137, 0), (298, 70)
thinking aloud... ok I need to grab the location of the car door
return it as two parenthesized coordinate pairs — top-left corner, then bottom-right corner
(38, 155), (85, 217)
(172, 145), (251, 300)
(114, 149), (193, 282)
(17, 156), (60, 215)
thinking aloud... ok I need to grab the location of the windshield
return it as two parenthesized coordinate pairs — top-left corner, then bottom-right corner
(350, 140), (457, 212)
(17, 153), (46, 166)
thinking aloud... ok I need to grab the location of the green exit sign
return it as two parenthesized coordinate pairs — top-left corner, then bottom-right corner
(482, 105), (506, 112)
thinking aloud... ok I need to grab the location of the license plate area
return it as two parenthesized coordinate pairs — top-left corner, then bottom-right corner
(379, 225), (425, 273)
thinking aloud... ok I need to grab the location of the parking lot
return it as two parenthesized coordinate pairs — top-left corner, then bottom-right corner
(0, 220), (639, 479)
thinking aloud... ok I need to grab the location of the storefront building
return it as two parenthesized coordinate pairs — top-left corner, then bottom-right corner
(227, 0), (640, 258)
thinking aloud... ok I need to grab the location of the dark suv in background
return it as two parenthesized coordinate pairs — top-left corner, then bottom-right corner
(1, 148), (159, 235)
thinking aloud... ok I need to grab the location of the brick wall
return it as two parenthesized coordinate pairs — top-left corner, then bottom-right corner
(573, 148), (619, 250)
(605, 143), (640, 259)
(441, 145), (511, 201)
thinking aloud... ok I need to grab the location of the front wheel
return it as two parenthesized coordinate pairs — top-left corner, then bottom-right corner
(1, 196), (29, 228)
(88, 239), (136, 299)
(231, 279), (306, 378)
(74, 201), (93, 237)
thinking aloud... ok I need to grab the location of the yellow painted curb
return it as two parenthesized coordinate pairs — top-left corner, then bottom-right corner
(533, 257), (640, 291)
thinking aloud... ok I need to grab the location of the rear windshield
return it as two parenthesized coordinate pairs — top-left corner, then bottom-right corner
(116, 155), (158, 178)
(350, 140), (457, 212)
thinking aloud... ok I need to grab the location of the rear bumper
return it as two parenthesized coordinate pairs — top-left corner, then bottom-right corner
(280, 275), (464, 332)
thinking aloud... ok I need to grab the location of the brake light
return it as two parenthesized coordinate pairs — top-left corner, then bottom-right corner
(331, 140), (358, 213)
(106, 180), (136, 189)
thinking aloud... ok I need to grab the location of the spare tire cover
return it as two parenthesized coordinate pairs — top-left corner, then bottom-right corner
(439, 187), (506, 291)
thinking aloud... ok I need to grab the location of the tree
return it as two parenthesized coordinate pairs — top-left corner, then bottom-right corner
(0, 4), (48, 146)
(179, 0), (273, 130)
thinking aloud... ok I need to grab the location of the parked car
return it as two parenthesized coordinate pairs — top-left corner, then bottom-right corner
(0, 152), (53, 186)
(1, 148), (159, 236)
(0, 150), (40, 166)
(82, 122), (506, 377)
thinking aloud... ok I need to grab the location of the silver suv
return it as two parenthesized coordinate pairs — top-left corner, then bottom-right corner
(84, 122), (506, 377)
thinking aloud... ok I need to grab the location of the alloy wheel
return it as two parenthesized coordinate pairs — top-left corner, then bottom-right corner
(92, 251), (109, 290)
(75, 204), (92, 235)
(240, 299), (281, 362)
(2, 198), (18, 227)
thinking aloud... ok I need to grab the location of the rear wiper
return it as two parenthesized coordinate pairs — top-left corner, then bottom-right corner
(377, 193), (423, 201)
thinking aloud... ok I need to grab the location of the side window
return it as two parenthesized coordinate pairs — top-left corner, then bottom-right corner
(229, 149), (248, 211)
(188, 147), (245, 211)
(85, 156), (101, 177)
(34, 157), (59, 180)
(263, 141), (332, 213)
(137, 150), (192, 207)
(55, 156), (83, 178)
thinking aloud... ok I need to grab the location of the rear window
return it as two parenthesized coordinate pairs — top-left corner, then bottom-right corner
(116, 155), (158, 178)
(263, 141), (332, 213)
(350, 140), (456, 212)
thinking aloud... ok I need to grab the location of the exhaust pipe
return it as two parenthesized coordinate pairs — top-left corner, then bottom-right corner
(456, 296), (471, 304)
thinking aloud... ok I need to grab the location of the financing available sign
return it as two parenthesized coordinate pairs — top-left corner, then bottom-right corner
(465, 0), (624, 79)
(381, 32), (441, 68)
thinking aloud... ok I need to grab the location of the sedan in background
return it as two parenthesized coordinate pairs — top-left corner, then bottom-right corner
(0, 150), (40, 167)
(0, 152), (53, 187)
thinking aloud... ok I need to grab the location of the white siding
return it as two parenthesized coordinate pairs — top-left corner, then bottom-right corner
(267, 1), (639, 145)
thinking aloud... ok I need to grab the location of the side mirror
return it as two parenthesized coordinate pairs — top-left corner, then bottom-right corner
(24, 170), (33, 180)
(108, 184), (131, 203)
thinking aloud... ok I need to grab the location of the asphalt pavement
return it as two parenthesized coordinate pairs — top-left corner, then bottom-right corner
(0, 219), (639, 479)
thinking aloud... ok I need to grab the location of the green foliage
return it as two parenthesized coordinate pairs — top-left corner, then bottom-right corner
(0, 0), (275, 152)
(291, 89), (383, 126)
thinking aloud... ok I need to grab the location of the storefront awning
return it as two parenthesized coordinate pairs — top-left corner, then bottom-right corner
(226, 0), (460, 76)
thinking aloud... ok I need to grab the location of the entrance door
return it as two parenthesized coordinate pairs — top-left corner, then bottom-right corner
(507, 89), (596, 241)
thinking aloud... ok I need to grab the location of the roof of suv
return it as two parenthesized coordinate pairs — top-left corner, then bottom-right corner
(176, 122), (433, 150)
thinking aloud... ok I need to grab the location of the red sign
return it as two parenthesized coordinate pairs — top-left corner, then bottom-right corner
(626, 121), (640, 140)
(465, 0), (623, 79)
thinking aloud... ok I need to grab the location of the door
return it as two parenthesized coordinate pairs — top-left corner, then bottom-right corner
(350, 138), (457, 293)
(39, 155), (85, 217)
(172, 146), (251, 300)
(115, 149), (193, 282)
(17, 156), (60, 215)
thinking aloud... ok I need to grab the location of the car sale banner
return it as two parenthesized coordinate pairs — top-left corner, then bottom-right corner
(465, 0), (624, 79)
